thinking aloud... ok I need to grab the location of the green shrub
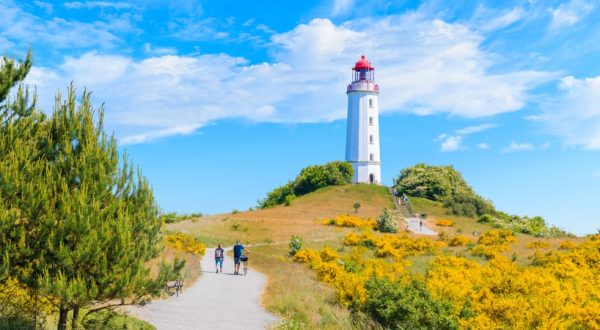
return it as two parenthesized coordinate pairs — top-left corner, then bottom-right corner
(394, 164), (495, 218)
(376, 209), (397, 233)
(443, 194), (495, 217)
(259, 161), (353, 208)
(284, 194), (295, 206)
(361, 277), (459, 330)
(160, 212), (203, 224)
(394, 163), (474, 201)
(479, 213), (571, 238)
(289, 236), (304, 257)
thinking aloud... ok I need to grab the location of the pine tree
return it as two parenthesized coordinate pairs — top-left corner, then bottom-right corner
(36, 87), (182, 329)
(1, 52), (182, 329)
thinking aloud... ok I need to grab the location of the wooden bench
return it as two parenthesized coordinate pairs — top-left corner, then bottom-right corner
(165, 277), (183, 296)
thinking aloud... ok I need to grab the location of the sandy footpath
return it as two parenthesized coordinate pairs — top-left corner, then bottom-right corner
(127, 247), (278, 329)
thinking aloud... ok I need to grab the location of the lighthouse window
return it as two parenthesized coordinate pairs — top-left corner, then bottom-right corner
(369, 135), (374, 144)
(369, 99), (373, 108)
(370, 153), (374, 161)
(369, 117), (373, 125)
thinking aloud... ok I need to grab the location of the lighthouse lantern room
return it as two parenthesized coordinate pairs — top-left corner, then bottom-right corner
(345, 55), (381, 184)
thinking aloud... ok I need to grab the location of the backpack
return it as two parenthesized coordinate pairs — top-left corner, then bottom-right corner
(215, 248), (223, 259)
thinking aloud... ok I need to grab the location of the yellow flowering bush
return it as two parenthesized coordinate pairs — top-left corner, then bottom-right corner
(164, 233), (206, 255)
(448, 235), (472, 247)
(559, 240), (577, 250)
(478, 229), (516, 245)
(321, 214), (376, 229)
(526, 240), (549, 249)
(299, 221), (600, 329)
(0, 277), (55, 326)
(427, 236), (600, 329)
(343, 231), (375, 246)
(320, 246), (339, 262)
(435, 218), (454, 227)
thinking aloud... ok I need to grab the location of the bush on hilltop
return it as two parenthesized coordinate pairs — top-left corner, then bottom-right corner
(259, 161), (353, 208)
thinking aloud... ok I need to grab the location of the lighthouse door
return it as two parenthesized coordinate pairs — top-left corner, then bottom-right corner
(369, 174), (374, 184)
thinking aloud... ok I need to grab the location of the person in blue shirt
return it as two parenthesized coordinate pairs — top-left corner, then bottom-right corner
(233, 240), (249, 275)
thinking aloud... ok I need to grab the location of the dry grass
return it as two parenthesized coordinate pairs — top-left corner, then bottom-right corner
(169, 184), (393, 245)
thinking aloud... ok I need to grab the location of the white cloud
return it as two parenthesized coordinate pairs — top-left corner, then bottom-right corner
(592, 170), (600, 178)
(502, 141), (535, 153)
(477, 143), (490, 150)
(550, 0), (594, 28)
(63, 1), (135, 10)
(455, 124), (496, 135)
(440, 135), (464, 152)
(436, 123), (495, 152)
(28, 15), (550, 144)
(537, 75), (600, 150)
(332, 0), (355, 16)
(0, 1), (122, 50)
(143, 43), (177, 56)
(480, 7), (526, 31)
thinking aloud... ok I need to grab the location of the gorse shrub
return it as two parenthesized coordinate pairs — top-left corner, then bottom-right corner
(322, 214), (376, 229)
(376, 208), (397, 233)
(526, 240), (549, 249)
(296, 221), (600, 329)
(164, 233), (206, 255)
(259, 161), (353, 208)
(435, 219), (453, 227)
(478, 229), (516, 245)
(288, 235), (304, 257)
(448, 235), (472, 247)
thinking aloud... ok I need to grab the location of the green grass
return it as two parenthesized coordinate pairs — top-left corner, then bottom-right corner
(83, 310), (154, 329)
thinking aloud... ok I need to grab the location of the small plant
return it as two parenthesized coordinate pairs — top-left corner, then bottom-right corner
(230, 222), (248, 232)
(289, 235), (305, 256)
(232, 209), (240, 214)
(376, 208), (398, 233)
(511, 252), (518, 262)
(353, 202), (361, 214)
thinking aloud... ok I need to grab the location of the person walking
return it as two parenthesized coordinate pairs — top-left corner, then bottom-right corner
(215, 244), (224, 273)
(419, 219), (423, 232)
(233, 240), (249, 275)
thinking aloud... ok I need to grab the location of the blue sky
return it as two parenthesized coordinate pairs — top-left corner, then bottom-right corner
(1, 0), (599, 234)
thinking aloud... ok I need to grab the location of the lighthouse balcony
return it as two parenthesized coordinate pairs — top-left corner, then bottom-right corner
(347, 81), (379, 94)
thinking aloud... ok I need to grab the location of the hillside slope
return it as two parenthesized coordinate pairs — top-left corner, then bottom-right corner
(169, 184), (394, 244)
(167, 184), (588, 329)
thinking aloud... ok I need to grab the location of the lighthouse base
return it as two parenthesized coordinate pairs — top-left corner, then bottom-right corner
(350, 161), (381, 185)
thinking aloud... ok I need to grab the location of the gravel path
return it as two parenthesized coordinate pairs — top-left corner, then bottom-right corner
(404, 217), (437, 236)
(127, 247), (278, 329)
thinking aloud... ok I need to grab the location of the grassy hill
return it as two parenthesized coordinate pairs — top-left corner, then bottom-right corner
(167, 184), (592, 329)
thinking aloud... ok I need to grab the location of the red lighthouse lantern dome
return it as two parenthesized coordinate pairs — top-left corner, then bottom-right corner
(347, 54), (378, 94)
(353, 55), (374, 70)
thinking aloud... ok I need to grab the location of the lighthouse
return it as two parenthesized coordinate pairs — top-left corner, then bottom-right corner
(345, 55), (381, 184)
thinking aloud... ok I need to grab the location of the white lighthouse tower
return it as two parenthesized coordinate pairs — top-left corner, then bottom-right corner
(345, 55), (381, 184)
